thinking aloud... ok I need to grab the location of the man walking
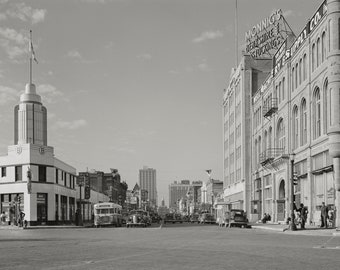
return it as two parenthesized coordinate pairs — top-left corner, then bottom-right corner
(299, 203), (308, 229)
(320, 202), (328, 228)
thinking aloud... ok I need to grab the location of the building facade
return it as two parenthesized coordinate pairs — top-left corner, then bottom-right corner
(225, 0), (340, 226)
(223, 56), (272, 217)
(0, 83), (77, 226)
(168, 180), (191, 209)
(139, 166), (158, 207)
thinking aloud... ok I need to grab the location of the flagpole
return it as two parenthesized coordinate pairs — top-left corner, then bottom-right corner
(234, 0), (238, 67)
(29, 30), (32, 85)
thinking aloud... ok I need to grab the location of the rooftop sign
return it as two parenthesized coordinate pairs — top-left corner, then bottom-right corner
(245, 9), (286, 59)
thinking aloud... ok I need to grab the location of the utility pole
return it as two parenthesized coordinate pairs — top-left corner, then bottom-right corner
(290, 154), (297, 231)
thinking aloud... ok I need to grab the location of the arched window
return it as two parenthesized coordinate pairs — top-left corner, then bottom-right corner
(279, 81), (282, 103)
(313, 88), (321, 139)
(322, 32), (326, 62)
(300, 99), (307, 145)
(312, 43), (316, 71)
(282, 77), (285, 100)
(293, 106), (299, 150)
(323, 80), (328, 134)
(292, 67), (295, 91)
(295, 63), (298, 88)
(317, 37), (321, 67)
(299, 59), (302, 85)
(303, 54), (307, 81)
(277, 118), (285, 151)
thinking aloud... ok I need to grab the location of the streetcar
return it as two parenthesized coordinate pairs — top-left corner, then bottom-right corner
(93, 202), (123, 227)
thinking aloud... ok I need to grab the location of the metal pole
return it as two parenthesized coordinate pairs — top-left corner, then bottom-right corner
(79, 185), (83, 226)
(290, 156), (297, 231)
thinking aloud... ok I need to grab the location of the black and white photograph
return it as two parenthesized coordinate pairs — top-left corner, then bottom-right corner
(0, 0), (339, 269)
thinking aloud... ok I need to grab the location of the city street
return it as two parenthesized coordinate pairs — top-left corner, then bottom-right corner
(0, 223), (339, 270)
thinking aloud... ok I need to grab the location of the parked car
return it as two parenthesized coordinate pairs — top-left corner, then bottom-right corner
(199, 213), (216, 224)
(225, 209), (249, 228)
(126, 210), (151, 228)
(190, 213), (200, 223)
(163, 213), (183, 224)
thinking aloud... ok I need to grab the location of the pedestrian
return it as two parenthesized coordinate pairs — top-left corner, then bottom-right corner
(75, 209), (79, 226)
(18, 211), (25, 227)
(261, 213), (267, 223)
(298, 203), (308, 229)
(320, 202), (329, 228)
(0, 211), (6, 225)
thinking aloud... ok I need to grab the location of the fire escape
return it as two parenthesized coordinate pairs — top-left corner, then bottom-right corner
(260, 97), (288, 170)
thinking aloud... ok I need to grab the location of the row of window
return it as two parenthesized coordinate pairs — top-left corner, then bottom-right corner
(254, 79), (328, 165)
(0, 166), (75, 188)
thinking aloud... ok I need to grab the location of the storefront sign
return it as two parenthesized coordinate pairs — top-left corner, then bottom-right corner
(245, 9), (284, 58)
(290, 0), (327, 55)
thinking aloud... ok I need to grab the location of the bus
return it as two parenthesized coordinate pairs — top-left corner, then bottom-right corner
(93, 202), (123, 227)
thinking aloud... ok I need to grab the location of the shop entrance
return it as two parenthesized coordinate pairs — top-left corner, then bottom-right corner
(277, 180), (286, 222)
(37, 193), (47, 225)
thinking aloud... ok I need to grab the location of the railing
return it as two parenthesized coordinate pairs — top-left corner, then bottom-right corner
(263, 98), (278, 118)
(260, 148), (286, 166)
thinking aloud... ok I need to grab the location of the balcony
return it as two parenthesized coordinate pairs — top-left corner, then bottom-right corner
(263, 98), (278, 118)
(260, 148), (286, 166)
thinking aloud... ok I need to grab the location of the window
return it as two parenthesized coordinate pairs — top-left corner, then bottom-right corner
(313, 88), (321, 139)
(317, 37), (321, 67)
(301, 99), (307, 145)
(293, 106), (299, 150)
(268, 127), (272, 150)
(56, 169), (59, 184)
(295, 63), (298, 88)
(15, 166), (22, 181)
(39, 166), (47, 182)
(278, 82), (282, 103)
(1, 167), (6, 177)
(322, 32), (326, 62)
(312, 43), (316, 71)
(292, 68), (295, 91)
(323, 80), (328, 134)
(299, 59), (302, 85)
(277, 118), (285, 151)
(303, 54), (307, 81)
(282, 77), (285, 100)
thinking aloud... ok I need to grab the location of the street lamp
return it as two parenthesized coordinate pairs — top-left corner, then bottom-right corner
(290, 153), (297, 231)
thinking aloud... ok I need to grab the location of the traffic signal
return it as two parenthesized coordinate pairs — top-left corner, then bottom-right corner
(84, 186), (91, 199)
(293, 172), (298, 185)
(18, 196), (21, 204)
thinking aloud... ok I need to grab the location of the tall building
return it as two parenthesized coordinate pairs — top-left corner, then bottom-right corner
(0, 82), (77, 225)
(168, 180), (191, 209)
(139, 166), (157, 207)
(224, 0), (340, 227)
(223, 56), (272, 215)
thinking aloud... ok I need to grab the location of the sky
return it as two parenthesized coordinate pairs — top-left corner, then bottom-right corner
(0, 0), (323, 205)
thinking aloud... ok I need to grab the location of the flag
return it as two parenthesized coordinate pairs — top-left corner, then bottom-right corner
(29, 30), (38, 64)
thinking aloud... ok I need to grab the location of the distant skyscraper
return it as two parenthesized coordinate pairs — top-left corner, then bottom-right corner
(169, 180), (191, 209)
(139, 166), (157, 207)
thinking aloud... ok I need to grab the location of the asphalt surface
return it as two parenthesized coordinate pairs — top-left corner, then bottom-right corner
(0, 223), (339, 270)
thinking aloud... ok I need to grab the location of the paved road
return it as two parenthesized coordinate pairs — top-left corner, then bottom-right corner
(0, 223), (339, 270)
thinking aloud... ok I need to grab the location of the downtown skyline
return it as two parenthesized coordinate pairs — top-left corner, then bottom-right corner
(0, 0), (322, 204)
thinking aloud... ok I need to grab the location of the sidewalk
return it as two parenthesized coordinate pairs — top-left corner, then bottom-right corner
(251, 222), (340, 236)
(0, 222), (94, 230)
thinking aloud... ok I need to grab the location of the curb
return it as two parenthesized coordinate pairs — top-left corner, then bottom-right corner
(252, 225), (286, 232)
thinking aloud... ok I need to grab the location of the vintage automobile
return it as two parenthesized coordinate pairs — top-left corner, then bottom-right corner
(190, 213), (200, 223)
(126, 210), (151, 228)
(225, 209), (249, 228)
(199, 213), (216, 224)
(163, 213), (183, 224)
